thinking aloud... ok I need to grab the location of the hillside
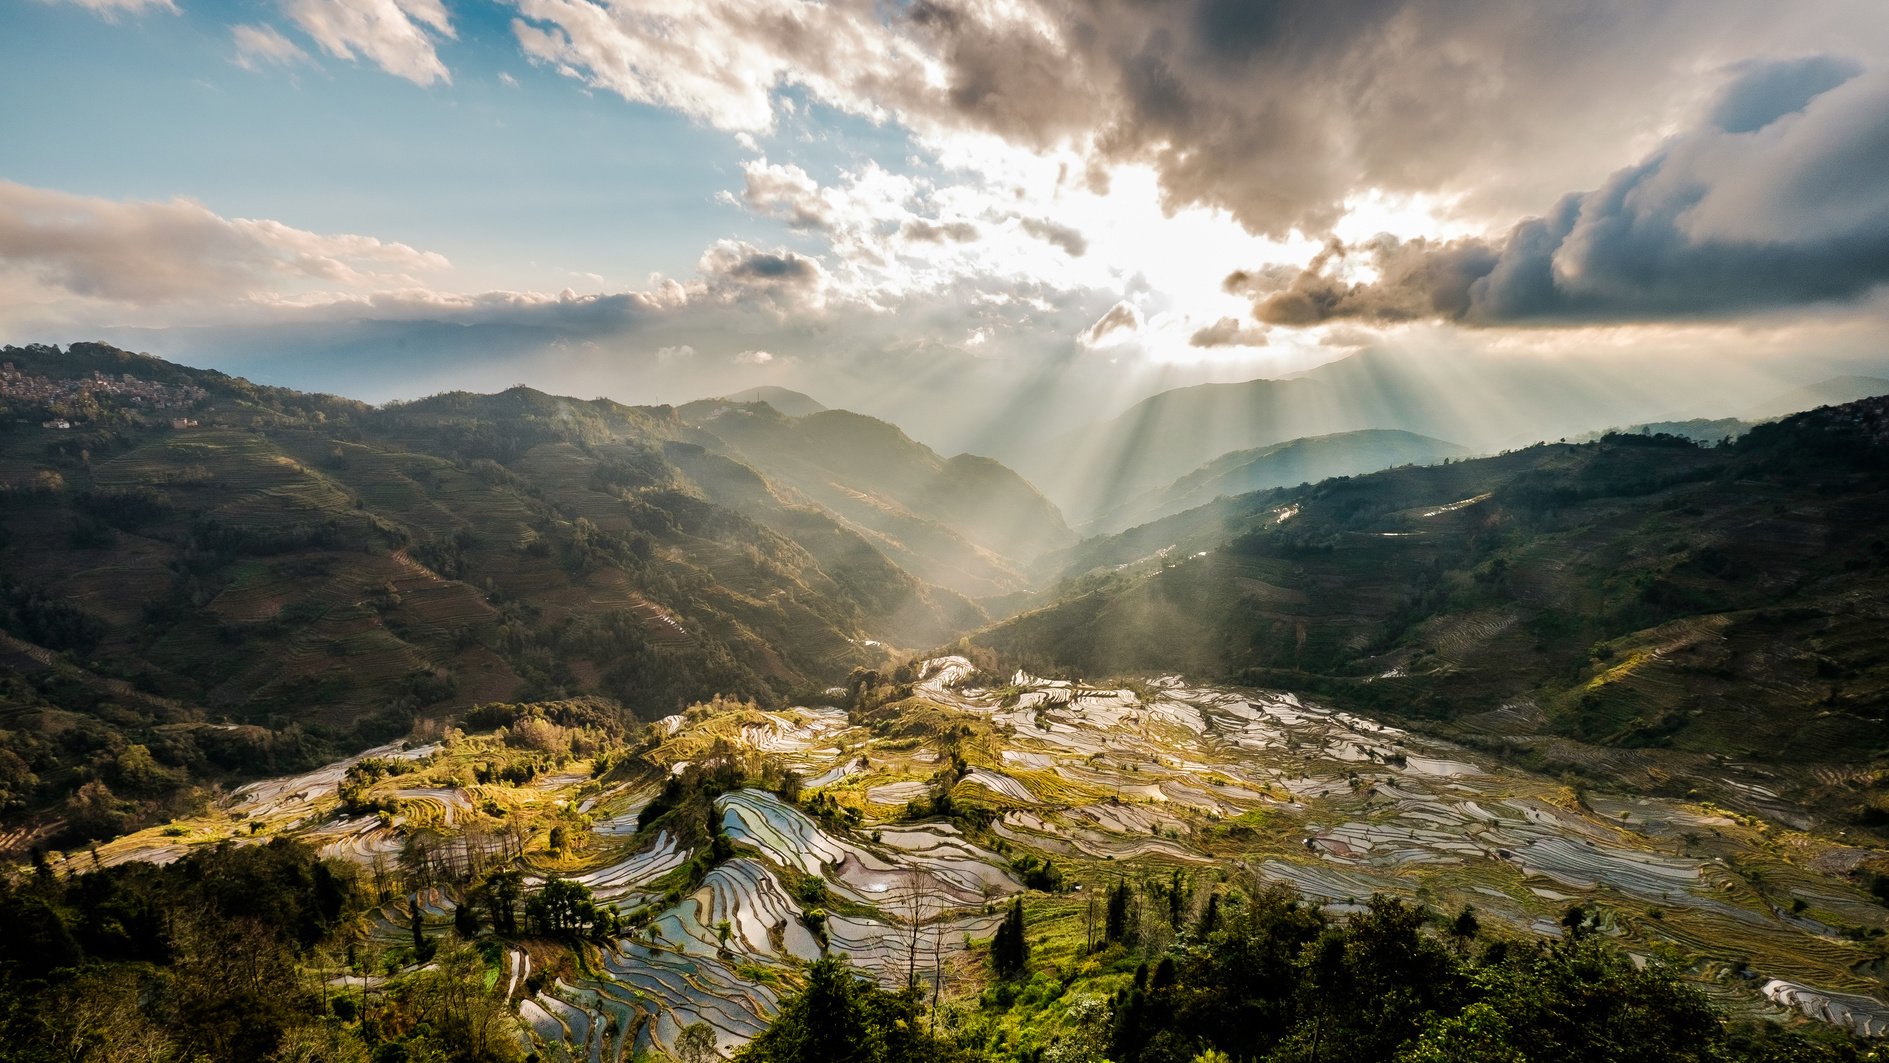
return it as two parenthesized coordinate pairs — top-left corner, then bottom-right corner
(1081, 428), (1467, 535)
(673, 400), (1075, 599)
(1570, 417), (1761, 446)
(0, 344), (1028, 844)
(979, 399), (1889, 828)
(715, 385), (828, 417)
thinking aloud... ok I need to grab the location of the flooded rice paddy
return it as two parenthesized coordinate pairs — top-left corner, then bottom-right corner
(64, 658), (1889, 1054)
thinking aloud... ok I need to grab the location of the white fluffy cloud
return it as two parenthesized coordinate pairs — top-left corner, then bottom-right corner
(283, 0), (456, 86)
(508, 0), (943, 132)
(0, 181), (449, 308)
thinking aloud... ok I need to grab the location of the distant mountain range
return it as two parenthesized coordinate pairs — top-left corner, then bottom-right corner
(1011, 348), (1888, 527)
(1079, 428), (1467, 536)
(1742, 375), (1889, 420)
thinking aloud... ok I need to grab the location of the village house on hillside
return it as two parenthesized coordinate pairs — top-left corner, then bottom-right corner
(2, 363), (209, 428)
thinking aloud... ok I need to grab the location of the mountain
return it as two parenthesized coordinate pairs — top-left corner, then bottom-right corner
(979, 400), (1889, 827)
(1018, 348), (1790, 524)
(1080, 428), (1467, 536)
(11, 351), (1889, 1062)
(1744, 375), (1889, 420)
(0, 343), (1045, 841)
(1568, 417), (1760, 446)
(672, 400), (1075, 600)
(716, 385), (828, 417)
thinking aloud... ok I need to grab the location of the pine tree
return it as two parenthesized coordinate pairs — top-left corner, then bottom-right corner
(1105, 879), (1134, 945)
(992, 898), (1028, 978)
(409, 896), (433, 961)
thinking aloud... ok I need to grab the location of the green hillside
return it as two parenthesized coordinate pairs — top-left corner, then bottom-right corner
(674, 400), (1075, 600)
(0, 344), (1038, 845)
(979, 400), (1889, 828)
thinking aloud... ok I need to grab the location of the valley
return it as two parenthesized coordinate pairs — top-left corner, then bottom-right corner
(6, 344), (1889, 1061)
(65, 656), (1889, 1058)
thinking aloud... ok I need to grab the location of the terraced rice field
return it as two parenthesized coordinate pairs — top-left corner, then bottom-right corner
(66, 655), (1889, 1053)
(565, 831), (690, 908)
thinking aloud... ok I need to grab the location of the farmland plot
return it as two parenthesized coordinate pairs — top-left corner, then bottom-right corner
(76, 654), (1889, 1047)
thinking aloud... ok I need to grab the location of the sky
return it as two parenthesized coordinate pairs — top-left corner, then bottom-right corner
(5, 0), (1889, 456)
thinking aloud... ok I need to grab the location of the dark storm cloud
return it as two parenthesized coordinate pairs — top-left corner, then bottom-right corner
(1232, 59), (1889, 325)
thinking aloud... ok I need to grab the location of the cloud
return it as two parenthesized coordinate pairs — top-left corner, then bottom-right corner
(499, 71), (520, 87)
(696, 241), (826, 310)
(0, 181), (449, 305)
(1233, 59), (1889, 325)
(283, 0), (456, 86)
(509, 0), (938, 133)
(735, 349), (775, 365)
(39, 0), (177, 17)
(1709, 54), (1862, 134)
(501, 0), (1889, 240)
(233, 24), (312, 70)
(1019, 217), (1087, 257)
(739, 159), (834, 230)
(1233, 237), (1500, 326)
(901, 219), (979, 243)
(1188, 316), (1269, 348)
(1079, 300), (1141, 346)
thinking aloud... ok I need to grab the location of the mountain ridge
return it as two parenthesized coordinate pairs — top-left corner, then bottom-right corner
(978, 399), (1889, 829)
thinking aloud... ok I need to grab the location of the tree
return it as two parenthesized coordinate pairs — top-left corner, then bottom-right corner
(410, 895), (434, 962)
(480, 869), (522, 935)
(1396, 1002), (1525, 1063)
(454, 900), (481, 939)
(732, 957), (959, 1063)
(677, 1021), (719, 1063)
(991, 898), (1029, 979)
(525, 876), (600, 938)
(400, 943), (525, 1061)
(1105, 880), (1134, 945)
(1449, 904), (1480, 953)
